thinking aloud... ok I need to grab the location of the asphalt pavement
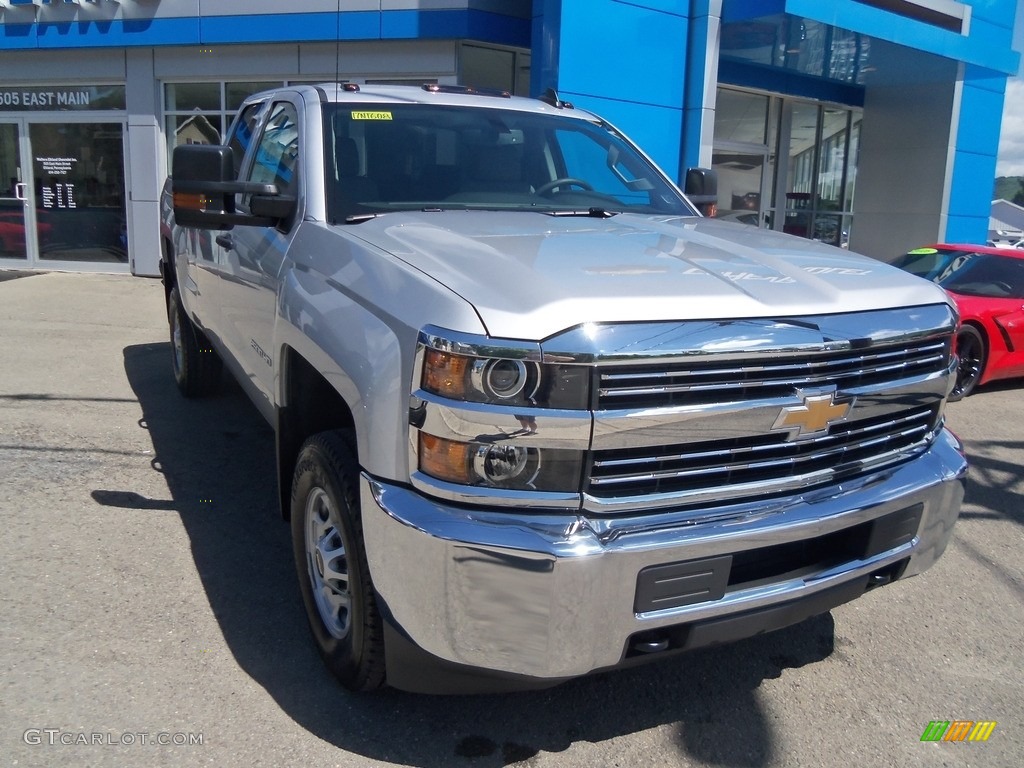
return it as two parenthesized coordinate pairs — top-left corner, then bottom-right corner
(1, 271), (1022, 767)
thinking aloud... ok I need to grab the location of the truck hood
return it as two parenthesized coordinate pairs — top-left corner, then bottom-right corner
(345, 211), (950, 339)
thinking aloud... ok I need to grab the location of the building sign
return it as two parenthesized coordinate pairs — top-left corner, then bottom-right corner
(0, 86), (125, 112)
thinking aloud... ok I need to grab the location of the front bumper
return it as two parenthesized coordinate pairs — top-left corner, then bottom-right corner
(361, 428), (966, 693)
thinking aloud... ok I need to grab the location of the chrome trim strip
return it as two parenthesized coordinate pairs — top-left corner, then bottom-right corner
(413, 390), (592, 449)
(409, 471), (582, 510)
(541, 304), (956, 365)
(582, 428), (939, 514)
(598, 342), (948, 398)
(418, 324), (543, 361)
(590, 370), (948, 451)
(590, 410), (933, 482)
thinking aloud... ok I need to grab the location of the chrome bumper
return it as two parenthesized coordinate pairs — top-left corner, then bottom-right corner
(361, 428), (966, 687)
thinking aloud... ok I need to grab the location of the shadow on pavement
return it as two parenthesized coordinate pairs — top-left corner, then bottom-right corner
(110, 341), (838, 768)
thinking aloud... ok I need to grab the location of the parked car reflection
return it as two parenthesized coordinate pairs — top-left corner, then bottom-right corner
(891, 243), (1024, 399)
(0, 203), (53, 258)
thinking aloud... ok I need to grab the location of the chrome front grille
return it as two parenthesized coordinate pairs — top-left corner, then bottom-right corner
(597, 338), (950, 408)
(588, 405), (940, 501)
(554, 305), (958, 516)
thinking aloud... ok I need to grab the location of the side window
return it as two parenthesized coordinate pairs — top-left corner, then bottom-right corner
(246, 101), (299, 197)
(225, 102), (264, 178)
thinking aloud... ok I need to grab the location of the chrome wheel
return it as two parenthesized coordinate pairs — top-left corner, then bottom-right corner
(304, 486), (352, 640)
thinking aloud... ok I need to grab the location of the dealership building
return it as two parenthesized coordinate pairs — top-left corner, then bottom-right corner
(0, 0), (1019, 276)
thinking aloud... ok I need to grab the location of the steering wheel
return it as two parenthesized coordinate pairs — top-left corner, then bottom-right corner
(536, 177), (593, 195)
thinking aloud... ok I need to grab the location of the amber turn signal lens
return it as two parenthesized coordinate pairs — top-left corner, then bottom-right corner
(173, 192), (207, 211)
(419, 433), (474, 484)
(422, 348), (470, 398)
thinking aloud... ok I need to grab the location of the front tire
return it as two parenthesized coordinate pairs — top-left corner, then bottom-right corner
(168, 286), (222, 397)
(290, 431), (386, 691)
(950, 325), (985, 401)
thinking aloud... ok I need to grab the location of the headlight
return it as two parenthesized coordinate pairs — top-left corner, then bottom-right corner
(421, 347), (589, 409)
(413, 328), (591, 498)
(418, 433), (581, 492)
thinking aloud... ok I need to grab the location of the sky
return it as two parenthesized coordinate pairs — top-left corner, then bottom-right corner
(995, 2), (1024, 176)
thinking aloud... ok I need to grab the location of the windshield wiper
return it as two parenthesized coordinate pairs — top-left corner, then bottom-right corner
(343, 212), (387, 224)
(544, 207), (618, 218)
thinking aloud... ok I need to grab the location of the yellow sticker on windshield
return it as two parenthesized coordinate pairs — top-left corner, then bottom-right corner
(907, 247), (938, 254)
(351, 111), (393, 120)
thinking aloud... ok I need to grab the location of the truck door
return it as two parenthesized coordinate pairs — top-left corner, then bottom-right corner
(215, 99), (300, 420)
(175, 101), (265, 348)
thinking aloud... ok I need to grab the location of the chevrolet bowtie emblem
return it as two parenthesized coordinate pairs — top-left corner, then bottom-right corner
(771, 389), (854, 441)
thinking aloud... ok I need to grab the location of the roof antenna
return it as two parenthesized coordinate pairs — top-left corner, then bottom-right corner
(540, 88), (573, 109)
(335, 0), (341, 89)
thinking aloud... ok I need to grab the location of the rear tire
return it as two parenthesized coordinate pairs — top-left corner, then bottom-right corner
(168, 286), (222, 397)
(950, 325), (985, 401)
(290, 431), (386, 691)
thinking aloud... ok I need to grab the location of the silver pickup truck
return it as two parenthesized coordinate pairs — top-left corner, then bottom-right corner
(161, 83), (967, 694)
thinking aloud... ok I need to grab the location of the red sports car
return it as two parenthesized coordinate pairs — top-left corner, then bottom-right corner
(891, 244), (1024, 399)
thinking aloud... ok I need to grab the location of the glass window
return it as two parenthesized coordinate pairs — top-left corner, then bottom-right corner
(227, 103), (264, 176)
(166, 114), (223, 148)
(324, 104), (693, 222)
(713, 89), (774, 226)
(165, 82), (220, 112)
(816, 107), (848, 211)
(163, 80), (286, 164)
(461, 45), (515, 93)
(247, 102), (299, 196)
(893, 249), (1024, 299)
(844, 119), (860, 213)
(227, 81), (279, 111)
(714, 90), (769, 144)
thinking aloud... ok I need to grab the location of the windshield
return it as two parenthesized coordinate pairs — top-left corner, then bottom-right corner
(892, 247), (1024, 298)
(323, 103), (695, 222)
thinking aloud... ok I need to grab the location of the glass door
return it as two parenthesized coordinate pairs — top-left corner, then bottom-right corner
(712, 89), (775, 229)
(29, 121), (128, 265)
(0, 120), (30, 262)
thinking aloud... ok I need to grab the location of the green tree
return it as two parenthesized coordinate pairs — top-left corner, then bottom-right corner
(1014, 179), (1024, 207)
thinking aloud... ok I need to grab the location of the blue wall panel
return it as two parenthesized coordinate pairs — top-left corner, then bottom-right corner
(540, 0), (689, 178)
(1, 9), (529, 50)
(555, 0), (686, 109)
(381, 10), (529, 46)
(945, 214), (990, 244)
(947, 60), (1008, 243)
(0, 23), (38, 49)
(19, 17), (201, 48)
(200, 13), (338, 44)
(956, 78), (1006, 157)
(949, 149), (999, 220)
(567, 94), (684, 181)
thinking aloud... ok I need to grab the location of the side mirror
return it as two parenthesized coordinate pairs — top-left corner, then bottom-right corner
(172, 144), (282, 228)
(683, 167), (718, 217)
